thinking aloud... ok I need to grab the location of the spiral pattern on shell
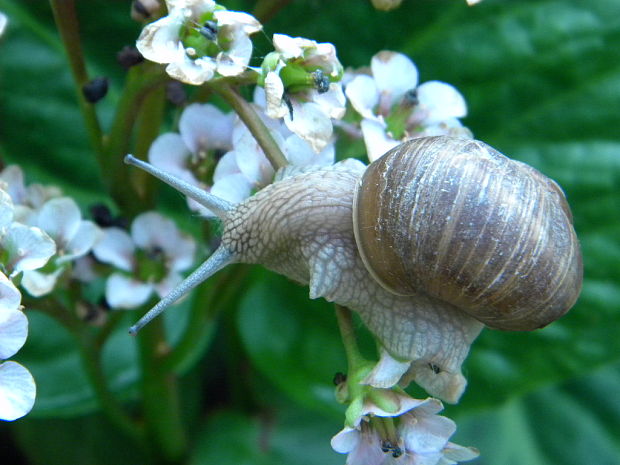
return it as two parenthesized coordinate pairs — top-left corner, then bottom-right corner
(353, 136), (583, 331)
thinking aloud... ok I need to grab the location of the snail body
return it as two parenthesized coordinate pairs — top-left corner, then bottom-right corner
(124, 135), (582, 403)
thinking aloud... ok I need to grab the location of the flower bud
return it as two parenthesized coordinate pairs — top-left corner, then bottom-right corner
(82, 77), (109, 103)
(131, 0), (161, 22)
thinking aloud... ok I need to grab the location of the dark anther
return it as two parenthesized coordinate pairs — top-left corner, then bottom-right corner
(283, 93), (294, 120)
(428, 363), (441, 374)
(82, 77), (109, 103)
(117, 45), (144, 70)
(131, 0), (160, 22)
(332, 372), (347, 385)
(90, 204), (128, 229)
(402, 88), (419, 106)
(312, 69), (330, 94)
(200, 21), (218, 41)
(132, 1), (150, 19)
(381, 440), (403, 458)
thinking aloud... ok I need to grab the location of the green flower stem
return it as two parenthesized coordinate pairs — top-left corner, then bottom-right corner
(131, 84), (167, 208)
(213, 82), (289, 171)
(103, 65), (168, 214)
(25, 297), (145, 445)
(49, 0), (103, 156)
(162, 264), (249, 374)
(252, 0), (293, 23)
(136, 314), (187, 463)
(335, 305), (365, 373)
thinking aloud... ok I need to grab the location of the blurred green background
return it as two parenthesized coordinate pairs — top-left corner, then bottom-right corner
(0, 0), (619, 464)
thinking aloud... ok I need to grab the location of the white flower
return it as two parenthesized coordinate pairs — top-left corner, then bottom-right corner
(0, 165), (62, 223)
(136, 0), (262, 85)
(149, 103), (235, 215)
(2, 223), (56, 277)
(331, 392), (477, 465)
(345, 51), (470, 161)
(0, 12), (7, 37)
(0, 187), (56, 279)
(0, 276), (36, 422)
(17, 197), (100, 296)
(259, 34), (345, 153)
(93, 212), (196, 309)
(150, 96), (335, 216)
(0, 361), (35, 421)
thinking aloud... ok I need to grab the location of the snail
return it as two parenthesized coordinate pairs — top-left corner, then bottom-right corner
(123, 135), (583, 403)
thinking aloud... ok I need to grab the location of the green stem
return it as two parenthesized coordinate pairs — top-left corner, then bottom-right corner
(103, 65), (168, 213)
(131, 84), (167, 207)
(213, 82), (288, 170)
(49, 0), (103, 156)
(137, 315), (187, 463)
(78, 333), (146, 444)
(335, 305), (364, 372)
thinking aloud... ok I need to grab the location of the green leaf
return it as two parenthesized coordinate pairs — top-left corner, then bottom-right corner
(190, 407), (342, 465)
(237, 271), (348, 419)
(451, 363), (620, 464)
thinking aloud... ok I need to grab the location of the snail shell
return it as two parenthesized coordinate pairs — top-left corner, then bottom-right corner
(353, 136), (583, 331)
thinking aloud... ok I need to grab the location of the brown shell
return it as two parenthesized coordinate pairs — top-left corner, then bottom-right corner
(353, 136), (583, 331)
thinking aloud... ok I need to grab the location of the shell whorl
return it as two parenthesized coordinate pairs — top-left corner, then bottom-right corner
(353, 136), (583, 331)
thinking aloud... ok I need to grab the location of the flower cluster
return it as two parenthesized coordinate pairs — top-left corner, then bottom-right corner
(259, 34), (346, 153)
(0, 172), (61, 421)
(345, 51), (471, 161)
(92, 211), (196, 309)
(0, 166), (102, 297)
(331, 386), (478, 465)
(137, 0), (262, 85)
(148, 97), (335, 216)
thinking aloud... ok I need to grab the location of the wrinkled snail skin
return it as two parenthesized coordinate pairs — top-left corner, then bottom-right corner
(354, 136), (583, 331)
(222, 160), (483, 403)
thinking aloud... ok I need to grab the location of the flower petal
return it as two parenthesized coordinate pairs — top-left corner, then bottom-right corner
(213, 10), (262, 35)
(60, 220), (101, 263)
(371, 51), (418, 105)
(345, 74), (380, 120)
(0, 165), (27, 205)
(0, 310), (28, 359)
(0, 361), (36, 421)
(211, 173), (253, 205)
(360, 118), (400, 162)
(362, 346), (411, 388)
(283, 134), (334, 167)
(0, 273), (22, 313)
(284, 100), (333, 154)
(3, 223), (56, 275)
(36, 197), (82, 248)
(402, 413), (455, 453)
(136, 12), (187, 64)
(330, 426), (360, 454)
(105, 273), (153, 309)
(179, 103), (234, 154)
(415, 81), (467, 123)
(0, 189), (14, 230)
(21, 268), (64, 297)
(264, 71), (288, 119)
(149, 133), (196, 181)
(166, 54), (216, 85)
(92, 227), (135, 271)
(213, 151), (242, 181)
